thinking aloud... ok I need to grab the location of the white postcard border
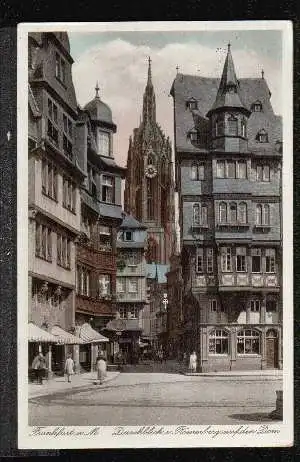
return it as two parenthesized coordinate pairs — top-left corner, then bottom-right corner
(17, 20), (293, 449)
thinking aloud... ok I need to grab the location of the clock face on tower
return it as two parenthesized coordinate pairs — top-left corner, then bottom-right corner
(145, 164), (157, 178)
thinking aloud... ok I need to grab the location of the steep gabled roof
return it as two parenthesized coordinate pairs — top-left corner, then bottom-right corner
(171, 73), (281, 154)
(119, 213), (147, 230)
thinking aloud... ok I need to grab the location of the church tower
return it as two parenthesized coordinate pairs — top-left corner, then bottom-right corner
(124, 58), (175, 265)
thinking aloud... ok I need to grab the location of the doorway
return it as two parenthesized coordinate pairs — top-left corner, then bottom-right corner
(266, 329), (278, 368)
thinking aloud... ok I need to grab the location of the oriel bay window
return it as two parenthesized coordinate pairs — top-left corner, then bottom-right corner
(209, 329), (229, 354)
(221, 247), (232, 272)
(57, 233), (71, 269)
(236, 247), (247, 272)
(35, 223), (52, 262)
(42, 159), (57, 200)
(237, 329), (260, 354)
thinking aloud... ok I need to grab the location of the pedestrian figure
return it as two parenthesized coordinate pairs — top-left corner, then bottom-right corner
(189, 351), (197, 373)
(65, 353), (74, 383)
(96, 355), (107, 385)
(32, 352), (46, 384)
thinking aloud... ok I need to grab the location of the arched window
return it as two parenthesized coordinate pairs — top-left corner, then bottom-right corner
(263, 204), (270, 225)
(266, 329), (278, 338)
(237, 329), (260, 354)
(256, 204), (262, 225)
(209, 329), (229, 354)
(229, 202), (237, 223)
(241, 118), (247, 138)
(148, 154), (155, 165)
(219, 202), (227, 223)
(238, 202), (247, 224)
(228, 115), (238, 135)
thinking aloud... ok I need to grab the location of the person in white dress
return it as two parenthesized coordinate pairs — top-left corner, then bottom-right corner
(96, 355), (107, 385)
(64, 353), (74, 383)
(189, 351), (197, 373)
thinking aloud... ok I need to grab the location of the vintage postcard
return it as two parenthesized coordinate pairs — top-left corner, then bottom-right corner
(17, 21), (293, 449)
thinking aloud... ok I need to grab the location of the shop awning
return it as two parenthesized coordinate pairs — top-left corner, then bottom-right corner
(28, 323), (57, 343)
(50, 325), (83, 345)
(78, 323), (109, 344)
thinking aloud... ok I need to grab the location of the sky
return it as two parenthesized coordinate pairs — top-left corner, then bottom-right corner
(68, 29), (282, 167)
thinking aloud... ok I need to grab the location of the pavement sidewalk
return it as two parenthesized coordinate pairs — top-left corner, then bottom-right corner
(29, 371), (120, 399)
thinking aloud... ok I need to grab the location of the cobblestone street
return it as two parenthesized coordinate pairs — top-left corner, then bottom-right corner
(29, 365), (282, 426)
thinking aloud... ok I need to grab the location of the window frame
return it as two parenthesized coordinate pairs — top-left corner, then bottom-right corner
(251, 248), (262, 273)
(236, 247), (247, 272)
(196, 248), (204, 273)
(237, 329), (260, 355)
(98, 130), (110, 157)
(208, 329), (229, 355)
(101, 175), (115, 204)
(221, 247), (232, 272)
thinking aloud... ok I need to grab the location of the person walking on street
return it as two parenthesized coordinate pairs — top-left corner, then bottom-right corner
(189, 351), (197, 373)
(65, 353), (74, 383)
(96, 355), (107, 385)
(32, 352), (46, 384)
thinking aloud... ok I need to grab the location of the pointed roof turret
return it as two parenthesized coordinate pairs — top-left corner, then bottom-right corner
(142, 56), (156, 124)
(207, 44), (250, 117)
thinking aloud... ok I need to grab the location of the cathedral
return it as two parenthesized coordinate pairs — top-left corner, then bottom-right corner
(124, 58), (176, 265)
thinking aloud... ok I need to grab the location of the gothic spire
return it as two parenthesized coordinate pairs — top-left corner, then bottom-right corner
(142, 57), (156, 124)
(207, 44), (249, 117)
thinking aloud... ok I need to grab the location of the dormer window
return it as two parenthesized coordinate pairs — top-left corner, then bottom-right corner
(251, 101), (262, 112)
(186, 98), (198, 111)
(226, 83), (236, 93)
(189, 128), (198, 143)
(256, 129), (268, 143)
(124, 231), (133, 242)
(98, 130), (110, 156)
